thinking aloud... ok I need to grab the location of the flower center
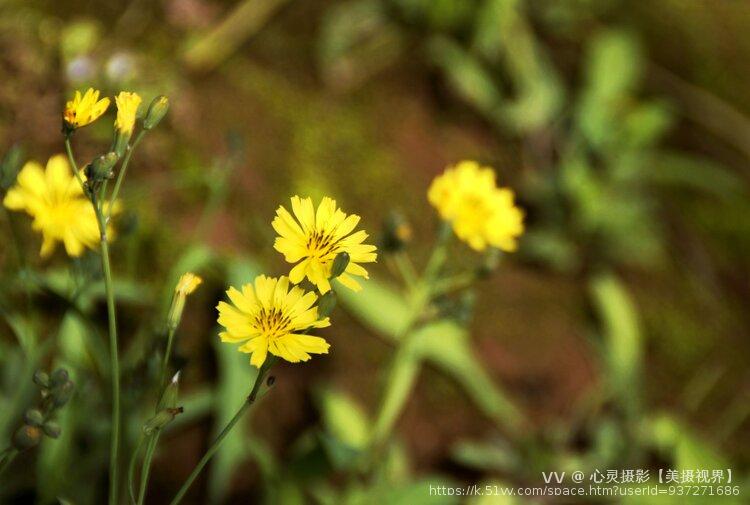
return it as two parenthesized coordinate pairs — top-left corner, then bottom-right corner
(306, 230), (339, 260)
(255, 307), (293, 341)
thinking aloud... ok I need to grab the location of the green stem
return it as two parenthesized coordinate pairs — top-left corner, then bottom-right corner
(0, 448), (18, 478)
(98, 214), (122, 505)
(65, 142), (121, 505)
(109, 130), (146, 219)
(169, 359), (274, 505)
(137, 435), (158, 505)
(136, 323), (178, 504)
(64, 136), (86, 191)
(128, 435), (146, 505)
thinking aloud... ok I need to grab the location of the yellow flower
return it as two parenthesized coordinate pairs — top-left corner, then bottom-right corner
(114, 91), (142, 135)
(168, 273), (203, 330)
(175, 273), (202, 295)
(217, 275), (331, 368)
(3, 154), (117, 257)
(63, 88), (110, 129)
(272, 196), (377, 293)
(428, 160), (524, 252)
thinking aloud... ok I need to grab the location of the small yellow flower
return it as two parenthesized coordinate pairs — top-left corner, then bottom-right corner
(168, 273), (203, 330)
(175, 273), (202, 295)
(217, 275), (331, 368)
(272, 196), (377, 293)
(114, 91), (142, 135)
(3, 154), (116, 257)
(63, 88), (110, 129)
(428, 160), (524, 252)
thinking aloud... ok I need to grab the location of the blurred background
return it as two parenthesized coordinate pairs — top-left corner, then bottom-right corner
(0, 0), (749, 503)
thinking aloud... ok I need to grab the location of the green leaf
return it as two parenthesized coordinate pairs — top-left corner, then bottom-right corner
(589, 273), (642, 415)
(317, 387), (370, 449)
(336, 276), (410, 340)
(411, 321), (524, 432)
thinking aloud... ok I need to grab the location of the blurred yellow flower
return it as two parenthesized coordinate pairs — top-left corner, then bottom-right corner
(175, 272), (202, 295)
(273, 196), (377, 293)
(168, 273), (203, 330)
(428, 160), (524, 252)
(63, 88), (110, 129)
(114, 91), (142, 135)
(3, 154), (116, 257)
(217, 275), (331, 368)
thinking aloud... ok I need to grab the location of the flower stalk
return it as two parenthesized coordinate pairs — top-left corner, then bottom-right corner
(168, 358), (275, 505)
(64, 140), (121, 505)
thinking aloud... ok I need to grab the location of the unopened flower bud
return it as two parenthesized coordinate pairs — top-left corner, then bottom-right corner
(50, 368), (69, 386)
(33, 370), (50, 389)
(167, 273), (202, 331)
(157, 372), (180, 410)
(13, 425), (42, 450)
(51, 380), (75, 407)
(316, 291), (337, 318)
(24, 409), (44, 427)
(87, 152), (119, 182)
(330, 252), (350, 279)
(143, 95), (169, 130)
(143, 407), (183, 435)
(42, 421), (61, 439)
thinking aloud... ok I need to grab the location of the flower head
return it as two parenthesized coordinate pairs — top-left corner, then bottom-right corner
(3, 154), (116, 257)
(428, 160), (524, 252)
(114, 91), (142, 135)
(273, 196), (377, 293)
(168, 272), (203, 330)
(217, 275), (331, 367)
(63, 88), (110, 130)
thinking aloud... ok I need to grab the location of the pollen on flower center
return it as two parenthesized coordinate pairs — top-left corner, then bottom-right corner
(255, 308), (293, 338)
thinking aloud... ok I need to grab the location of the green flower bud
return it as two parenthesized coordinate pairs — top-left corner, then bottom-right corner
(24, 409), (44, 427)
(330, 252), (350, 279)
(316, 291), (337, 318)
(51, 380), (75, 407)
(87, 152), (119, 182)
(143, 407), (183, 435)
(13, 425), (42, 450)
(143, 95), (169, 130)
(157, 372), (180, 411)
(50, 368), (69, 386)
(33, 370), (50, 389)
(42, 421), (61, 439)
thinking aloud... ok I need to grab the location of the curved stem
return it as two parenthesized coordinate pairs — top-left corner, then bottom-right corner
(64, 136), (86, 191)
(109, 130), (146, 219)
(169, 359), (273, 505)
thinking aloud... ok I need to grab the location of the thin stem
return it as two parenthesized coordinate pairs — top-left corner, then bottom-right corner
(157, 327), (178, 393)
(128, 435), (146, 505)
(65, 138), (122, 505)
(169, 359), (273, 505)
(0, 448), (18, 478)
(99, 214), (122, 505)
(137, 436), (158, 505)
(135, 323), (178, 503)
(64, 136), (86, 190)
(393, 252), (418, 289)
(109, 130), (146, 219)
